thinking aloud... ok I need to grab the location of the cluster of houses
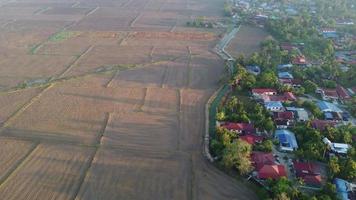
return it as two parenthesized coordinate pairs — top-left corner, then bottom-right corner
(316, 85), (352, 103)
(319, 28), (356, 73)
(217, 85), (353, 190)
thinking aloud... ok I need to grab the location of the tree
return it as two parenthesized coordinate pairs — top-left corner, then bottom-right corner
(268, 177), (294, 199)
(320, 183), (337, 200)
(210, 139), (224, 156)
(274, 193), (290, 200)
(303, 80), (318, 93)
(222, 139), (253, 175)
(241, 74), (256, 90)
(263, 117), (275, 133)
(340, 158), (356, 180)
(226, 96), (238, 113)
(258, 71), (278, 88)
(216, 111), (226, 121)
(302, 101), (323, 119)
(255, 139), (273, 152)
(328, 156), (340, 178)
(216, 127), (234, 147)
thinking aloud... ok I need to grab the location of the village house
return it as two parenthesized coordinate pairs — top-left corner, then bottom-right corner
(323, 138), (351, 156)
(280, 43), (298, 52)
(251, 151), (275, 170)
(317, 101), (343, 113)
(275, 129), (298, 152)
(285, 107), (309, 122)
(316, 88), (339, 101)
(278, 71), (293, 79)
(334, 178), (356, 200)
(246, 65), (261, 75)
(321, 29), (339, 39)
(279, 78), (302, 88)
(311, 119), (337, 131)
(239, 135), (263, 145)
(293, 161), (322, 187)
(221, 122), (256, 135)
(264, 101), (284, 112)
(251, 88), (277, 99)
(273, 111), (294, 129)
(316, 86), (351, 102)
(292, 55), (307, 66)
(277, 64), (293, 71)
(269, 92), (297, 102)
(257, 164), (287, 180)
(336, 85), (351, 101)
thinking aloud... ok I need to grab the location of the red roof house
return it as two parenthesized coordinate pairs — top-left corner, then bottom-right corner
(284, 92), (297, 101)
(311, 119), (337, 131)
(274, 111), (294, 120)
(336, 85), (351, 100)
(302, 175), (322, 186)
(240, 135), (263, 145)
(320, 88), (339, 101)
(251, 152), (275, 170)
(280, 43), (297, 51)
(293, 161), (320, 175)
(258, 165), (287, 180)
(222, 123), (255, 134)
(270, 92), (297, 102)
(279, 78), (302, 87)
(252, 88), (277, 96)
(293, 161), (322, 186)
(292, 55), (307, 65)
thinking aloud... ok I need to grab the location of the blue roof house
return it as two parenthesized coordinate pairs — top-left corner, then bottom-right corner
(264, 101), (284, 112)
(275, 129), (298, 152)
(317, 101), (343, 113)
(334, 178), (351, 200)
(278, 72), (294, 79)
(246, 65), (261, 75)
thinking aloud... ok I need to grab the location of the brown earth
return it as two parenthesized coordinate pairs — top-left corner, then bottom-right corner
(226, 25), (270, 58)
(0, 0), (259, 199)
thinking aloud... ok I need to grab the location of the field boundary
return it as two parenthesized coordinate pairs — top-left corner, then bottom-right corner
(204, 84), (229, 162)
(0, 143), (39, 189)
(0, 84), (53, 132)
(203, 26), (240, 162)
(72, 112), (111, 200)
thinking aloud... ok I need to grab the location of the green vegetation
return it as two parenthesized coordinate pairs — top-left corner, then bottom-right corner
(222, 139), (253, 175)
(48, 31), (80, 42)
(186, 17), (213, 28)
(28, 43), (42, 54)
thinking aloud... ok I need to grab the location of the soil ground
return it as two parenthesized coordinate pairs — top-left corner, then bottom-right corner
(0, 0), (259, 199)
(226, 25), (270, 58)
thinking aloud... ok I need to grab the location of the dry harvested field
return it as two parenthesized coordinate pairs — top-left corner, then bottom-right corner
(226, 25), (271, 58)
(0, 0), (258, 199)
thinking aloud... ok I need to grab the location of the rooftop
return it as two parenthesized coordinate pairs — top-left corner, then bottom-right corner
(251, 88), (277, 94)
(222, 122), (255, 134)
(317, 101), (343, 113)
(278, 72), (293, 79)
(275, 129), (298, 151)
(311, 119), (337, 131)
(258, 164), (286, 180)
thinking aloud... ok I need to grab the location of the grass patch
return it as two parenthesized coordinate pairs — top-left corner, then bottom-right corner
(28, 44), (42, 54)
(48, 31), (81, 42)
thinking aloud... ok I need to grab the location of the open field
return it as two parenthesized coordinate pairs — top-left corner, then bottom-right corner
(0, 144), (94, 200)
(75, 148), (191, 200)
(0, 0), (259, 199)
(226, 25), (270, 57)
